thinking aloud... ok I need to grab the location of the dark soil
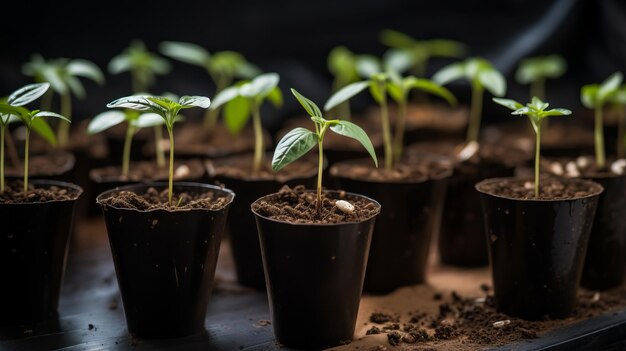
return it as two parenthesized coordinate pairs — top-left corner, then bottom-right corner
(542, 156), (625, 178)
(406, 140), (530, 168)
(5, 152), (75, 177)
(0, 180), (81, 203)
(90, 159), (205, 183)
(98, 186), (230, 211)
(207, 153), (317, 182)
(476, 177), (603, 200)
(368, 285), (626, 348)
(370, 312), (399, 324)
(330, 157), (453, 183)
(365, 103), (468, 132)
(251, 185), (380, 224)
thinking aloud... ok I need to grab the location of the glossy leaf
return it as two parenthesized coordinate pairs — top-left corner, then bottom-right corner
(598, 72), (623, 102)
(66, 76), (86, 99)
(478, 69), (506, 96)
(406, 78), (457, 105)
(581, 85), (598, 108)
(210, 86), (240, 110)
(380, 29), (415, 49)
(383, 48), (413, 74)
(33, 111), (71, 123)
(236, 61), (261, 79)
(369, 80), (386, 104)
(179, 95), (211, 109)
(41, 66), (68, 95)
(292, 89), (322, 117)
(542, 108), (572, 117)
(224, 96), (251, 134)
(134, 113), (166, 128)
(0, 104), (29, 119)
(267, 87), (283, 107)
(329, 120), (378, 167)
(31, 118), (57, 146)
(67, 59), (105, 85)
(356, 55), (382, 78)
(241, 73), (279, 98)
(427, 39), (466, 57)
(272, 127), (317, 171)
(107, 55), (131, 74)
(159, 41), (210, 67)
(87, 111), (126, 135)
(492, 98), (524, 111)
(432, 62), (465, 85)
(323, 81), (369, 111)
(107, 96), (157, 111)
(516, 55), (567, 84)
(328, 46), (357, 79)
(7, 82), (50, 107)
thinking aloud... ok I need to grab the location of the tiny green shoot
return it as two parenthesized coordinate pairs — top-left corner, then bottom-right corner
(159, 41), (260, 130)
(493, 96), (571, 198)
(433, 57), (506, 143)
(515, 55), (566, 101)
(581, 72), (623, 169)
(209, 73), (282, 172)
(107, 95), (211, 204)
(273, 89), (377, 215)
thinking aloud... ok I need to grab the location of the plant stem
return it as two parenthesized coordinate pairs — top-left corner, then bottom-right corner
(530, 78), (545, 101)
(316, 124), (330, 215)
(252, 103), (264, 172)
(616, 103), (626, 159)
(0, 125), (4, 193)
(122, 124), (135, 177)
(466, 83), (484, 143)
(379, 84), (393, 170)
(595, 105), (605, 169)
(154, 126), (165, 167)
(167, 126), (175, 205)
(392, 98), (407, 163)
(24, 128), (30, 193)
(58, 92), (72, 147)
(332, 78), (351, 121)
(5, 131), (20, 169)
(534, 121), (541, 198)
(204, 74), (230, 131)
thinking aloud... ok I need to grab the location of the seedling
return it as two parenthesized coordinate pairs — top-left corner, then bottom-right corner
(23, 54), (104, 146)
(109, 40), (171, 167)
(610, 85), (626, 158)
(433, 57), (506, 143)
(380, 29), (466, 77)
(0, 83), (70, 193)
(273, 89), (377, 215)
(515, 55), (566, 101)
(209, 73), (282, 172)
(327, 46), (360, 119)
(159, 41), (260, 130)
(493, 96), (571, 197)
(107, 95), (211, 204)
(581, 72), (623, 169)
(87, 109), (165, 177)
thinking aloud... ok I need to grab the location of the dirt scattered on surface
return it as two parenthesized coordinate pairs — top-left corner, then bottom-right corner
(370, 312), (399, 324)
(476, 177), (603, 200)
(0, 180), (80, 204)
(98, 186), (231, 211)
(330, 157), (452, 183)
(90, 159), (205, 183)
(251, 185), (380, 224)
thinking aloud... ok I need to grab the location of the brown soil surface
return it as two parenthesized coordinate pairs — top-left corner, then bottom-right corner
(541, 156), (625, 178)
(406, 140), (531, 167)
(0, 180), (81, 203)
(207, 153), (318, 182)
(98, 186), (230, 211)
(251, 185), (380, 224)
(364, 103), (468, 132)
(90, 159), (205, 182)
(5, 152), (75, 177)
(476, 177), (603, 200)
(330, 157), (453, 183)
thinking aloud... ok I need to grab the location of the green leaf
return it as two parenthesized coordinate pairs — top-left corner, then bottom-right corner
(323, 81), (369, 111)
(492, 97), (523, 111)
(310, 116), (326, 124)
(478, 69), (506, 96)
(0, 104), (29, 119)
(210, 86), (240, 110)
(386, 81), (405, 103)
(66, 76), (86, 99)
(329, 120), (378, 167)
(541, 108), (572, 117)
(107, 96), (159, 112)
(383, 49), (413, 74)
(598, 72), (623, 102)
(223, 96), (251, 134)
(432, 61), (465, 85)
(427, 39), (467, 57)
(179, 95), (211, 109)
(328, 46), (357, 78)
(267, 87), (283, 107)
(134, 113), (166, 128)
(236, 61), (261, 79)
(356, 55), (382, 78)
(406, 78), (457, 105)
(380, 29), (416, 49)
(240, 73), (280, 98)
(7, 83), (50, 107)
(516, 55), (567, 84)
(530, 96), (549, 111)
(31, 118), (57, 146)
(292, 89), (322, 117)
(511, 107), (531, 115)
(272, 127), (317, 171)
(369, 80), (386, 104)
(159, 41), (210, 67)
(33, 111), (71, 123)
(581, 85), (599, 109)
(67, 59), (105, 85)
(87, 111), (127, 134)
(108, 54), (131, 74)
(41, 65), (68, 95)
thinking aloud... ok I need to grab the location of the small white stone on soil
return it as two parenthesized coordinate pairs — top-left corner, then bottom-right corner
(592, 292), (601, 302)
(493, 320), (511, 328)
(174, 165), (190, 178)
(457, 141), (480, 161)
(611, 159), (626, 175)
(336, 200), (355, 214)
(549, 162), (564, 176)
(524, 181), (534, 190)
(576, 156), (590, 168)
(474, 297), (486, 304)
(566, 161), (580, 177)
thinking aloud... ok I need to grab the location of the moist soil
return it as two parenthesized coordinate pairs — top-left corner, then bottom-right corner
(5, 152), (75, 178)
(541, 156), (625, 178)
(251, 185), (380, 224)
(90, 159), (205, 182)
(330, 157), (452, 183)
(406, 140), (530, 168)
(207, 153), (317, 182)
(0, 180), (80, 204)
(364, 103), (468, 134)
(98, 186), (230, 211)
(476, 177), (603, 201)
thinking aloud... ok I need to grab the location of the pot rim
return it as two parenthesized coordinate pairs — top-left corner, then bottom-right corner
(96, 181), (235, 213)
(251, 189), (381, 227)
(89, 159), (206, 183)
(0, 179), (83, 205)
(475, 177), (604, 202)
(6, 151), (76, 177)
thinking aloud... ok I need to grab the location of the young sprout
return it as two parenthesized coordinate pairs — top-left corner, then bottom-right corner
(22, 54), (105, 146)
(87, 109), (165, 177)
(0, 83), (70, 193)
(433, 57), (506, 143)
(159, 41), (260, 130)
(581, 72), (623, 169)
(327, 46), (360, 119)
(273, 89), (377, 215)
(379, 29), (466, 77)
(106, 95), (211, 204)
(610, 85), (626, 158)
(516, 55), (566, 101)
(209, 73), (282, 172)
(493, 97), (571, 197)
(109, 40), (171, 168)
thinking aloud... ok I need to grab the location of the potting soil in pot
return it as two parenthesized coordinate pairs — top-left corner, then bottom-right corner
(98, 186), (230, 211)
(0, 180), (81, 203)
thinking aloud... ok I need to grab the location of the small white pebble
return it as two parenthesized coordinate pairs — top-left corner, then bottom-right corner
(457, 141), (480, 161)
(566, 161), (580, 178)
(474, 297), (486, 304)
(524, 181), (534, 190)
(611, 159), (626, 175)
(592, 292), (601, 302)
(576, 156), (590, 169)
(335, 200), (354, 214)
(549, 162), (564, 176)
(174, 165), (190, 178)
(493, 320), (511, 328)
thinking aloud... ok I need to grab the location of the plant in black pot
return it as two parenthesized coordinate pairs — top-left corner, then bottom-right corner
(0, 82), (82, 325)
(324, 68), (456, 293)
(96, 94), (235, 338)
(206, 73), (320, 289)
(251, 89), (381, 349)
(477, 96), (603, 320)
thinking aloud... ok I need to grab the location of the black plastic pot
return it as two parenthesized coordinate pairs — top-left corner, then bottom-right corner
(331, 156), (453, 293)
(207, 154), (319, 289)
(476, 177), (603, 320)
(252, 191), (380, 349)
(97, 182), (234, 338)
(0, 180), (82, 326)
(580, 173), (626, 290)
